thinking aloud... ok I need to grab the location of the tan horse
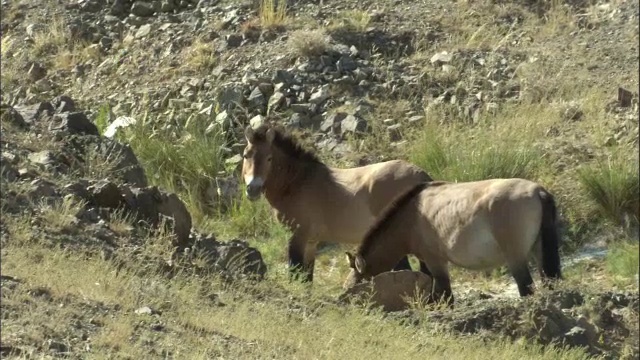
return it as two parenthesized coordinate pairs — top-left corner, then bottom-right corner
(344, 179), (563, 305)
(241, 124), (433, 282)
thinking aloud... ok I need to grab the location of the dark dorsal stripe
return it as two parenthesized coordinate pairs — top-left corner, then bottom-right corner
(357, 181), (449, 257)
(250, 125), (322, 164)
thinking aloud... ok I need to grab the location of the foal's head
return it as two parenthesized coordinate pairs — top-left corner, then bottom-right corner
(343, 252), (371, 289)
(242, 125), (276, 201)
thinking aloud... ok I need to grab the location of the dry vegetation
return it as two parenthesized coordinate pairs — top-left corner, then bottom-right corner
(1, 0), (638, 358)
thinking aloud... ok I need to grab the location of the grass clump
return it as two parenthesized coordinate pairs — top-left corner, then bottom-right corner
(577, 155), (639, 229)
(182, 38), (217, 72)
(409, 123), (541, 182)
(121, 113), (227, 223)
(332, 10), (372, 32)
(288, 30), (329, 58)
(605, 239), (639, 282)
(259, 0), (287, 29)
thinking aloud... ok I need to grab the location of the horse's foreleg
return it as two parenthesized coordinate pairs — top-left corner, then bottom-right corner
(287, 230), (317, 283)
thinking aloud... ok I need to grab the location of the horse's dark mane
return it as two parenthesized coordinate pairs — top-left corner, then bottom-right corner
(250, 125), (322, 164)
(357, 181), (449, 256)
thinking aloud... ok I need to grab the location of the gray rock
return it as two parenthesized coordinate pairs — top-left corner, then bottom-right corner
(1, 163), (19, 182)
(320, 112), (346, 133)
(29, 151), (57, 167)
(387, 124), (402, 141)
(161, 0), (175, 12)
(216, 85), (244, 111)
(247, 87), (266, 110)
(563, 326), (590, 347)
(13, 102), (55, 125)
(156, 190), (192, 248)
(341, 115), (368, 135)
(28, 179), (57, 199)
(135, 24), (153, 38)
(225, 33), (243, 48)
(339, 270), (434, 312)
(1, 106), (27, 128)
(309, 86), (330, 105)
(83, 137), (147, 187)
(135, 306), (158, 315)
(28, 62), (47, 82)
(88, 180), (123, 209)
(618, 87), (633, 107)
(249, 115), (265, 129)
(131, 1), (157, 17)
(49, 112), (100, 136)
(268, 92), (285, 112)
(52, 95), (76, 113)
(336, 55), (357, 72)
(63, 181), (92, 203)
(211, 239), (267, 279)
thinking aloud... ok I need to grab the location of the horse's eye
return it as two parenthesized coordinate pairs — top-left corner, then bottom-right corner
(243, 154), (249, 159)
(267, 156), (272, 162)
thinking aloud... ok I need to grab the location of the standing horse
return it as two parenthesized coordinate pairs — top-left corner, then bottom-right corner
(241, 124), (434, 282)
(344, 179), (563, 305)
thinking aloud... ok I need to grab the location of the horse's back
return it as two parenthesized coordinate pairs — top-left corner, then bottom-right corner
(356, 159), (431, 214)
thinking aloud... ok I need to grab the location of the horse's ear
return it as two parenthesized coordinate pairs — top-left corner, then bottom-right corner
(245, 125), (255, 144)
(265, 128), (276, 144)
(354, 254), (366, 274)
(345, 252), (356, 268)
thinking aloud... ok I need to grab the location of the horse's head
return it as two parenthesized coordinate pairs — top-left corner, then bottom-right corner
(242, 125), (276, 201)
(343, 251), (371, 289)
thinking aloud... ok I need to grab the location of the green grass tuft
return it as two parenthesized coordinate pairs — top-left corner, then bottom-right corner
(606, 240), (639, 281)
(409, 123), (542, 182)
(578, 155), (639, 228)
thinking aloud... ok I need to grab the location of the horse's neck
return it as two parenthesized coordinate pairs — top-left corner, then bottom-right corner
(264, 155), (324, 209)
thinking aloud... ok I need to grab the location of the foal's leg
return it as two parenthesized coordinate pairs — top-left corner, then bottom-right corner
(393, 256), (413, 271)
(418, 260), (433, 276)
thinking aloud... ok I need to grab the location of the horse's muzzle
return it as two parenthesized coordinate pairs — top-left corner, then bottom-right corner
(246, 184), (263, 201)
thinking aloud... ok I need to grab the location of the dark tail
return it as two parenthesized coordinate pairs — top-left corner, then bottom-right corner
(538, 189), (562, 279)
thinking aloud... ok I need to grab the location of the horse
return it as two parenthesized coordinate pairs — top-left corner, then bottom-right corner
(241, 124), (434, 283)
(344, 178), (563, 306)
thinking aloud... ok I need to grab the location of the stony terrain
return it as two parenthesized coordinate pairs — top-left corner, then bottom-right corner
(1, 0), (639, 359)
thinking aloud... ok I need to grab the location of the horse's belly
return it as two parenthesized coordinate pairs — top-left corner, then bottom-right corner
(447, 227), (504, 270)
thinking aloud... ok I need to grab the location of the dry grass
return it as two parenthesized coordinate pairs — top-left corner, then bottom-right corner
(37, 197), (85, 233)
(259, 0), (287, 29)
(1, 244), (596, 360)
(182, 38), (217, 72)
(288, 29), (329, 58)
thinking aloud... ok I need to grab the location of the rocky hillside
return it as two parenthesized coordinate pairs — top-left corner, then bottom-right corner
(1, 0), (639, 358)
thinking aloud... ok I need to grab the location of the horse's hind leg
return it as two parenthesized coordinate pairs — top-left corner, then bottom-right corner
(507, 261), (535, 297)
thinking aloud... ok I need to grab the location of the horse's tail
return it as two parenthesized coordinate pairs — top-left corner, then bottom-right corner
(538, 189), (562, 279)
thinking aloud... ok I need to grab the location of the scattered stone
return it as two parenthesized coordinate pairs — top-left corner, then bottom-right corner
(247, 87), (266, 110)
(28, 150), (57, 167)
(249, 115), (265, 129)
(431, 51), (453, 65)
(135, 24), (153, 38)
(563, 326), (590, 347)
(618, 87), (633, 107)
(131, 2), (156, 17)
(135, 306), (159, 315)
(28, 179), (57, 199)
